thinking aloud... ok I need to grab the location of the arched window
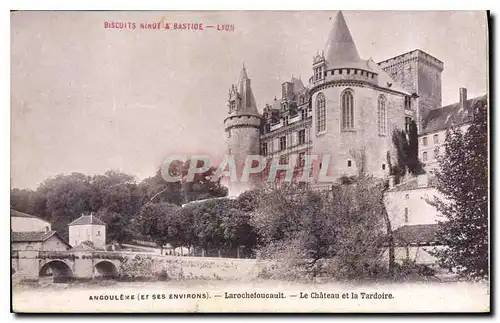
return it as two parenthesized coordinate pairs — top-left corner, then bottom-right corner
(378, 95), (387, 134)
(316, 93), (326, 134)
(341, 90), (354, 130)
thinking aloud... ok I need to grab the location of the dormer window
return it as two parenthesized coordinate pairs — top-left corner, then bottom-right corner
(314, 66), (324, 81)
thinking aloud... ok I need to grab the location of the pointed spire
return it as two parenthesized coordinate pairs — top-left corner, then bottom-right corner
(324, 11), (361, 67)
(233, 64), (259, 116)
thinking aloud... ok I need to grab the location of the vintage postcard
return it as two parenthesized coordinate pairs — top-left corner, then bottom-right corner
(10, 10), (490, 313)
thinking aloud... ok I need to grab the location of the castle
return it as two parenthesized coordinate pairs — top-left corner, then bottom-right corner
(223, 11), (483, 196)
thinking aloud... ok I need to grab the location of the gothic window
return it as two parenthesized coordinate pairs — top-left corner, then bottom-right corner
(316, 93), (326, 134)
(378, 95), (387, 135)
(341, 89), (354, 130)
(279, 136), (287, 150)
(262, 142), (268, 156)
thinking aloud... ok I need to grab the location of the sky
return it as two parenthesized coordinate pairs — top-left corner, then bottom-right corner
(10, 11), (488, 189)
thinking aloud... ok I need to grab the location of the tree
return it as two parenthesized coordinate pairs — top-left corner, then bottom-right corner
(407, 120), (424, 175)
(10, 188), (35, 214)
(251, 179), (387, 280)
(138, 167), (184, 206)
(136, 202), (180, 255)
(181, 160), (228, 203)
(89, 171), (141, 244)
(431, 99), (488, 279)
(392, 129), (409, 179)
(138, 160), (228, 207)
(391, 123), (424, 183)
(39, 173), (93, 240)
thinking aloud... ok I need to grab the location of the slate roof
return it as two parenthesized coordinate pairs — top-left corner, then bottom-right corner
(420, 94), (487, 135)
(367, 59), (411, 95)
(11, 209), (49, 223)
(393, 224), (441, 246)
(291, 77), (306, 95)
(68, 214), (106, 226)
(234, 65), (259, 116)
(324, 11), (361, 68)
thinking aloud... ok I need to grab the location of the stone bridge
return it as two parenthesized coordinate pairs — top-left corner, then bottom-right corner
(12, 250), (126, 280)
(11, 250), (263, 282)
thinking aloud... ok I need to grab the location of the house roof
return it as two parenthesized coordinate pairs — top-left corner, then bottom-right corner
(393, 224), (441, 246)
(11, 230), (71, 247)
(68, 214), (106, 226)
(72, 240), (103, 251)
(11, 209), (49, 224)
(420, 94), (487, 135)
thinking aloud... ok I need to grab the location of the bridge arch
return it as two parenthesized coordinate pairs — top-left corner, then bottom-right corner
(39, 260), (73, 281)
(94, 260), (119, 278)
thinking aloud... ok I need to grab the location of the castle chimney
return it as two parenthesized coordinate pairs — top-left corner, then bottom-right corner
(459, 87), (467, 111)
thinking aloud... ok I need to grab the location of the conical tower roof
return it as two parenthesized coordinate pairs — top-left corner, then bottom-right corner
(235, 64), (259, 115)
(324, 11), (362, 68)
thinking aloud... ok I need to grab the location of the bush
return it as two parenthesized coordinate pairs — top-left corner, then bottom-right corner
(119, 255), (154, 278)
(394, 260), (436, 280)
(251, 178), (387, 281)
(155, 269), (170, 281)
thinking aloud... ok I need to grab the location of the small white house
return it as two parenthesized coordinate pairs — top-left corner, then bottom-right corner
(68, 213), (106, 249)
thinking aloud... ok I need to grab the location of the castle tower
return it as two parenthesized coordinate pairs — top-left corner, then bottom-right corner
(378, 50), (444, 132)
(223, 65), (263, 196)
(309, 11), (410, 183)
